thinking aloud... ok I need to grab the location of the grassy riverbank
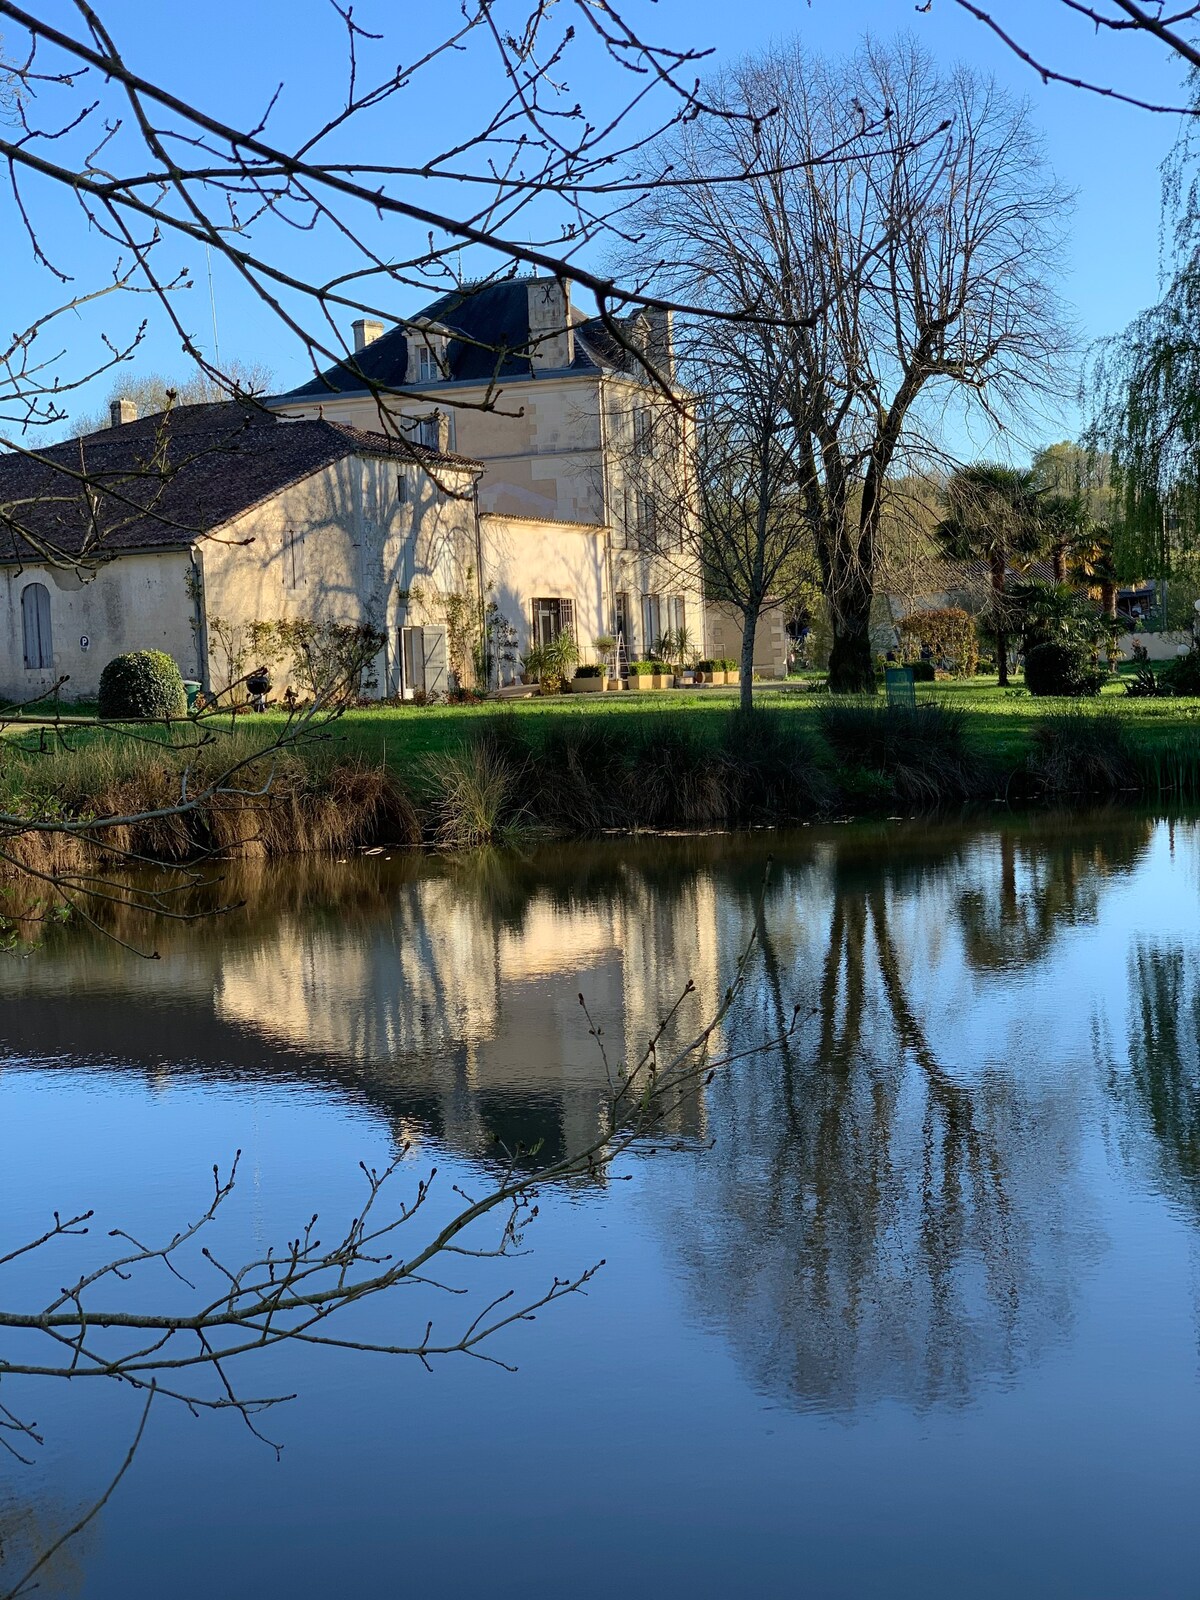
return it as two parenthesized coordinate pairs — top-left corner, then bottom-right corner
(5, 675), (1200, 870)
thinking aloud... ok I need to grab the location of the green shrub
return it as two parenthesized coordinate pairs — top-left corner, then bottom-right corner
(1023, 642), (1106, 698)
(424, 731), (530, 848)
(696, 658), (737, 673)
(1123, 663), (1171, 698)
(1159, 649), (1200, 695)
(909, 659), (936, 682)
(573, 664), (603, 679)
(629, 660), (663, 676)
(97, 651), (186, 719)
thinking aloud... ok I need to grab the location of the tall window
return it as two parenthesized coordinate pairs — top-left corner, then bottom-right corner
(417, 344), (439, 383)
(532, 597), (575, 649)
(21, 583), (52, 670)
(637, 492), (658, 553)
(415, 415), (439, 449)
(614, 592), (630, 646)
(633, 407), (652, 457)
(397, 470), (410, 505)
(641, 593), (662, 654)
(667, 595), (687, 636)
(285, 527), (304, 590)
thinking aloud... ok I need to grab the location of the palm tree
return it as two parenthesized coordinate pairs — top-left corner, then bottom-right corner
(1071, 523), (1119, 621)
(935, 465), (1043, 686)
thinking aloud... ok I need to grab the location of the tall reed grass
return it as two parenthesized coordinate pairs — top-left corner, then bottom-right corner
(1, 726), (418, 884)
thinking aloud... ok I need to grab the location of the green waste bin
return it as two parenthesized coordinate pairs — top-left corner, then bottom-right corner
(182, 680), (203, 713)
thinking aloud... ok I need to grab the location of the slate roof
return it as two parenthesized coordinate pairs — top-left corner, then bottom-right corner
(278, 276), (635, 401)
(0, 401), (480, 562)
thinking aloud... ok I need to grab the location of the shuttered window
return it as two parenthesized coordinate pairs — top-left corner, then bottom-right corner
(531, 598), (574, 649)
(21, 583), (52, 670)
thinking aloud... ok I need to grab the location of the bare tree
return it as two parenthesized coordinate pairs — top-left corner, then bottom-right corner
(617, 322), (819, 710)
(940, 1), (1200, 114)
(628, 36), (1069, 692)
(67, 360), (274, 440)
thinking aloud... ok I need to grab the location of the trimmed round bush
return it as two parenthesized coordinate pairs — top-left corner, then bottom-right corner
(1160, 648), (1200, 696)
(910, 659), (936, 682)
(1023, 642), (1106, 699)
(98, 650), (187, 719)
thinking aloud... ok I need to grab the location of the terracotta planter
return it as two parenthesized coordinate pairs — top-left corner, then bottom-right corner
(630, 673), (675, 691)
(570, 676), (605, 693)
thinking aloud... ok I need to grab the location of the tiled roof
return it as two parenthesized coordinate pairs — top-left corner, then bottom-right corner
(277, 276), (634, 401)
(0, 402), (478, 562)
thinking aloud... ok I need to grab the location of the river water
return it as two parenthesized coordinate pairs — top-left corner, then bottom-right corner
(1, 814), (1199, 1598)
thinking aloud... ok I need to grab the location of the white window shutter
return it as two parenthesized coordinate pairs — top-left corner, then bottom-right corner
(423, 625), (448, 695)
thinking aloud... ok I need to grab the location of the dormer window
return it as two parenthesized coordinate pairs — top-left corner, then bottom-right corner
(408, 324), (448, 386)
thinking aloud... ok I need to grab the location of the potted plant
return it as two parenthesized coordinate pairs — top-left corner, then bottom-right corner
(571, 663), (605, 693)
(629, 659), (674, 691)
(519, 642), (545, 687)
(541, 629), (579, 693)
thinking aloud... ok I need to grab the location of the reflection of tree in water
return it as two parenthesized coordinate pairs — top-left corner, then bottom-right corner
(1124, 944), (1200, 1204)
(659, 852), (1099, 1413)
(0, 1495), (87, 1597)
(957, 817), (1153, 974)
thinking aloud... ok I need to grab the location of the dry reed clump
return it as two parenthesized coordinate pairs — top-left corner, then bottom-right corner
(627, 718), (731, 827)
(818, 703), (989, 807)
(1025, 714), (1138, 797)
(0, 728), (417, 878)
(718, 708), (832, 822)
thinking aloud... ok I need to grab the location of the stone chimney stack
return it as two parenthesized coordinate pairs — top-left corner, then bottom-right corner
(647, 309), (675, 383)
(352, 318), (384, 353)
(527, 277), (574, 372)
(110, 397), (137, 428)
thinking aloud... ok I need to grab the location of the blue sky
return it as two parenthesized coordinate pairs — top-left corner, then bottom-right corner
(7, 0), (1190, 454)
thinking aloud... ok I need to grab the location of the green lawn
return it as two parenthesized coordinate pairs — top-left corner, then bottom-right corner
(251, 669), (1200, 777)
(8, 669), (1200, 784)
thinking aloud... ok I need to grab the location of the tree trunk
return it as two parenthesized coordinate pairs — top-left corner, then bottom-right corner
(827, 575), (876, 693)
(739, 608), (757, 713)
(1101, 580), (1117, 621)
(1052, 543), (1066, 584)
(991, 551), (1009, 687)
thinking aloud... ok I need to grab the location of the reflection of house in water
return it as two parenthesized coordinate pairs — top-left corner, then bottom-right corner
(0, 855), (722, 1167)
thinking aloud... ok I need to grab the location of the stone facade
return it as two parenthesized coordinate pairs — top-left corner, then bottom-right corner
(270, 276), (708, 668)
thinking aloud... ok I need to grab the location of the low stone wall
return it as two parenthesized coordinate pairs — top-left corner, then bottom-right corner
(1116, 630), (1193, 661)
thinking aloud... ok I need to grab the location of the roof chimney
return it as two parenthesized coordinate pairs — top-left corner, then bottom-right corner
(353, 318), (384, 353)
(527, 278), (574, 372)
(110, 397), (137, 428)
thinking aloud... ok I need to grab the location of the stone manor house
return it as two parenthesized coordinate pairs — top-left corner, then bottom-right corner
(0, 275), (783, 703)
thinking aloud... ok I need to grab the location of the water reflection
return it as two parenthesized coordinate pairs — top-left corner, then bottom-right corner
(1125, 942), (1200, 1206)
(0, 813), (1178, 1409)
